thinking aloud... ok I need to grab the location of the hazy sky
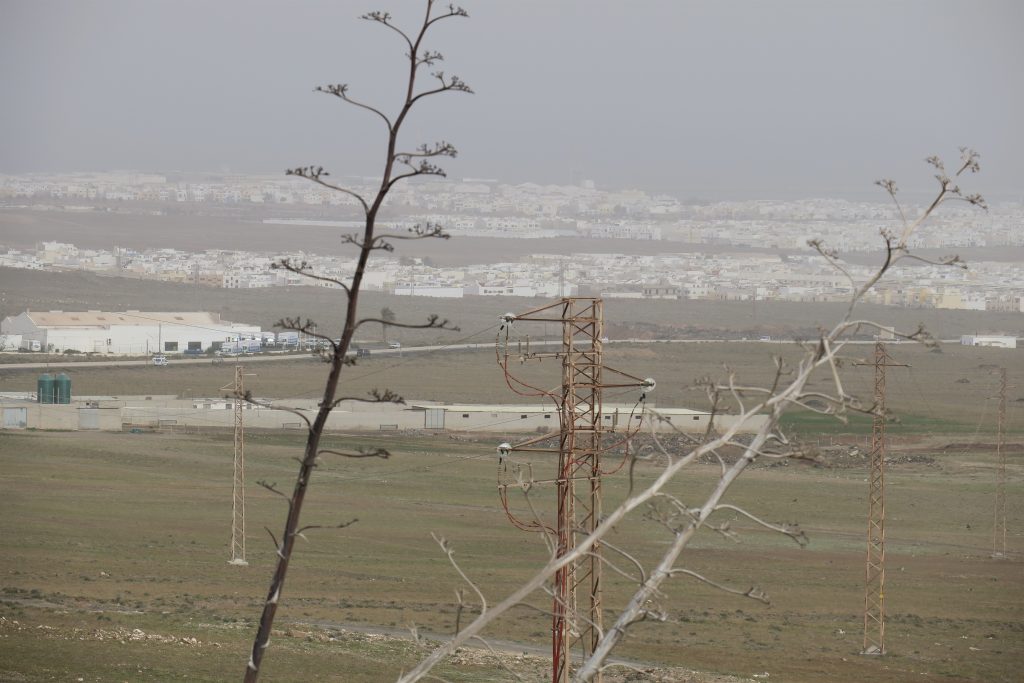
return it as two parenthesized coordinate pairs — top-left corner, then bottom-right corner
(2, 1), (1022, 198)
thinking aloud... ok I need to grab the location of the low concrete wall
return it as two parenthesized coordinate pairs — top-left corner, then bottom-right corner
(0, 403), (123, 431)
(119, 404), (424, 432)
(1, 399), (769, 435)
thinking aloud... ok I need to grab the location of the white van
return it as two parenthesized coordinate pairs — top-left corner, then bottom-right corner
(152, 355), (169, 366)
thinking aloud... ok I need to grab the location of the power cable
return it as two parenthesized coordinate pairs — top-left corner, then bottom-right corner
(266, 321), (501, 402)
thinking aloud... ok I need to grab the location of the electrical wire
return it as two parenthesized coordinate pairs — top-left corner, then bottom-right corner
(901, 363), (993, 459)
(323, 449), (496, 483)
(267, 321), (502, 403)
(597, 397), (646, 476)
(495, 325), (562, 403)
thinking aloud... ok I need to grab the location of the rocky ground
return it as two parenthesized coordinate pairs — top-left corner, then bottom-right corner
(0, 614), (754, 682)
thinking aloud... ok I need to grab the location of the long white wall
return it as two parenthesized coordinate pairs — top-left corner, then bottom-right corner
(1, 399), (768, 435)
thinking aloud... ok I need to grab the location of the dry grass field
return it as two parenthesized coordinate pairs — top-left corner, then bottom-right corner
(0, 428), (1021, 682)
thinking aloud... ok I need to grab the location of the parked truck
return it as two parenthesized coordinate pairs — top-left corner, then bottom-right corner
(277, 331), (299, 350)
(240, 338), (262, 354)
(218, 341), (242, 356)
(0, 334), (22, 352)
(220, 337), (262, 355)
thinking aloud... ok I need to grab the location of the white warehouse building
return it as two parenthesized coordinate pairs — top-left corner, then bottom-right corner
(1, 310), (261, 355)
(960, 335), (1017, 349)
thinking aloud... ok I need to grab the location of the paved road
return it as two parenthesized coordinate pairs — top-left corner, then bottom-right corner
(0, 337), (953, 372)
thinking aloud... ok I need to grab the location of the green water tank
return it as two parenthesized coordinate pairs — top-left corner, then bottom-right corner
(55, 373), (72, 404)
(37, 373), (55, 404)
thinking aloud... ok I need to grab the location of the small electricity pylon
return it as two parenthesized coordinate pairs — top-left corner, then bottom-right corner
(221, 365), (256, 567)
(496, 298), (653, 683)
(859, 342), (906, 656)
(993, 367), (1008, 558)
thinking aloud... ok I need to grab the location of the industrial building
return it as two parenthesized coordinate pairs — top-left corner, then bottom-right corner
(960, 335), (1017, 349)
(0, 310), (261, 355)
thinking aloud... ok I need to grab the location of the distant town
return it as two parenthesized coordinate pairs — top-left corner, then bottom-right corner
(1, 171), (1022, 313)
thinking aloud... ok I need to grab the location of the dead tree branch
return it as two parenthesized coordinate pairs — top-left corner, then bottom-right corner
(243, 1), (470, 679)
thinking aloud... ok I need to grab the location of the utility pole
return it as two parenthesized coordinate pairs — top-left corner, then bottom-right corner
(496, 298), (653, 682)
(993, 367), (1008, 558)
(194, 260), (201, 310)
(222, 365), (255, 566)
(859, 342), (906, 656)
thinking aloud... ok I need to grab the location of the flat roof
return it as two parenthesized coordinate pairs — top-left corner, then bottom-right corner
(25, 311), (225, 327)
(412, 403), (710, 416)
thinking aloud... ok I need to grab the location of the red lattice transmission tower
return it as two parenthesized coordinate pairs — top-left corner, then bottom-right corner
(221, 365), (255, 567)
(496, 298), (653, 683)
(993, 367), (1008, 558)
(861, 342), (906, 655)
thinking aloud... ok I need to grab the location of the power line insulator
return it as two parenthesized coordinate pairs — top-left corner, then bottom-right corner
(497, 442), (511, 461)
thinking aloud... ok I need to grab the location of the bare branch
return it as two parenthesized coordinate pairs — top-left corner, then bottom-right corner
(807, 238), (857, 291)
(425, 4), (469, 28)
(667, 568), (771, 605)
(432, 533), (487, 617)
(955, 146), (981, 176)
(361, 10), (414, 51)
(875, 178), (908, 228)
(417, 49), (444, 66)
(355, 313), (460, 334)
(594, 539), (647, 585)
(394, 140), (458, 163)
(466, 636), (527, 682)
(318, 447), (391, 460)
(314, 83), (393, 131)
(385, 158), (451, 192)
(328, 388), (405, 407)
(257, 480), (291, 502)
(272, 258), (351, 295)
(372, 222), (451, 252)
(245, 395), (312, 430)
(409, 70), (474, 108)
(712, 504), (809, 546)
(899, 252), (967, 269)
(294, 518), (358, 540)
(285, 165), (369, 214)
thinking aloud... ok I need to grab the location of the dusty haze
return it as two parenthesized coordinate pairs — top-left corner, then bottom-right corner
(1, 0), (1022, 198)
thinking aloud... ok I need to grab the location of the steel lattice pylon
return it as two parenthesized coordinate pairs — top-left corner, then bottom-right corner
(227, 365), (249, 566)
(495, 298), (651, 683)
(863, 342), (886, 655)
(554, 298), (603, 682)
(861, 341), (906, 655)
(993, 367), (1007, 558)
